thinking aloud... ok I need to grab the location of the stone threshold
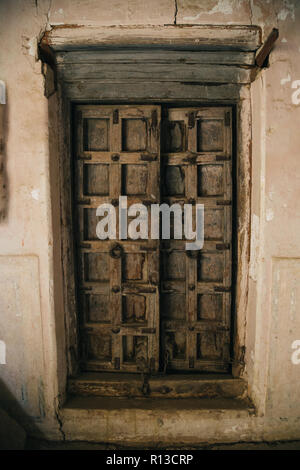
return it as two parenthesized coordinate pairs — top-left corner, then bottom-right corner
(63, 395), (252, 412)
(68, 372), (247, 399)
(60, 395), (255, 443)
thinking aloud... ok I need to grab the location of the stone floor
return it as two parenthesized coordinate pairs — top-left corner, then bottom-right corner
(26, 438), (300, 450)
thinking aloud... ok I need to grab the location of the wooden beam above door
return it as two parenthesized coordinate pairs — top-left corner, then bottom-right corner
(41, 24), (262, 52)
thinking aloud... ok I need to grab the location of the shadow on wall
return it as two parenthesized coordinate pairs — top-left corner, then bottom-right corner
(0, 379), (46, 450)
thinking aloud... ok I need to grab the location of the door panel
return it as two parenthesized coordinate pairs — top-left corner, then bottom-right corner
(75, 105), (161, 373)
(161, 107), (232, 372)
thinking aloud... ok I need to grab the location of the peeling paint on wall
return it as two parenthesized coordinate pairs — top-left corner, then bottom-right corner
(31, 189), (40, 201)
(277, 1), (295, 22)
(22, 36), (38, 60)
(291, 340), (300, 365)
(266, 208), (274, 222)
(183, 0), (234, 20)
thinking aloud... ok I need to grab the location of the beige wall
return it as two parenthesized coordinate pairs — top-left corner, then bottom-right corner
(0, 0), (300, 443)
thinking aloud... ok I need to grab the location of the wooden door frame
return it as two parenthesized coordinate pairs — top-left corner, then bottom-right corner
(56, 95), (251, 383)
(43, 35), (256, 396)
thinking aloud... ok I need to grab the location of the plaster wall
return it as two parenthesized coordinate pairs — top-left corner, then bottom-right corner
(0, 0), (300, 443)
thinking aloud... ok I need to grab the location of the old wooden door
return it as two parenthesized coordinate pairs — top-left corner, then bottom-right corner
(74, 105), (232, 374)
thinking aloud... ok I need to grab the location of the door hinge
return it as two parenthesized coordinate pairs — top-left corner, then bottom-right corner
(80, 242), (92, 249)
(188, 112), (195, 129)
(141, 327), (156, 334)
(215, 155), (231, 162)
(140, 153), (158, 161)
(151, 109), (158, 129)
(78, 154), (92, 160)
(77, 198), (91, 205)
(214, 286), (231, 292)
(113, 109), (119, 124)
(216, 200), (232, 206)
(216, 243), (230, 250)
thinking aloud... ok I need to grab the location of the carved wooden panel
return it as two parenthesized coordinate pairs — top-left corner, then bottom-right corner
(83, 163), (110, 196)
(83, 118), (110, 151)
(122, 119), (147, 151)
(122, 164), (148, 196)
(75, 105), (161, 372)
(197, 118), (224, 152)
(122, 294), (147, 324)
(83, 292), (110, 323)
(197, 164), (224, 197)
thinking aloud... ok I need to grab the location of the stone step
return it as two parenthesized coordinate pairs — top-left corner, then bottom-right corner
(60, 395), (254, 444)
(68, 373), (247, 399)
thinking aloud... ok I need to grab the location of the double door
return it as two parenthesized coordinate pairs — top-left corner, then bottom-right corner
(74, 104), (232, 373)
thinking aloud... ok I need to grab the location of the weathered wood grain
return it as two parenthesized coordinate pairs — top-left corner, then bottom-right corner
(56, 50), (255, 66)
(43, 25), (261, 52)
(59, 63), (252, 84)
(68, 373), (247, 398)
(64, 81), (240, 101)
